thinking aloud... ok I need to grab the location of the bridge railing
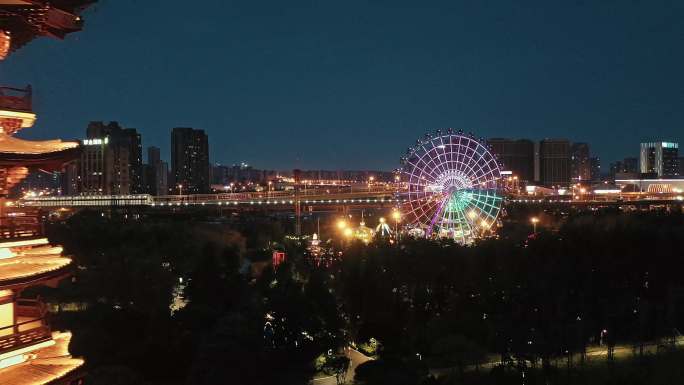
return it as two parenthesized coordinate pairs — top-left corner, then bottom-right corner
(19, 187), (403, 208)
(21, 195), (153, 207)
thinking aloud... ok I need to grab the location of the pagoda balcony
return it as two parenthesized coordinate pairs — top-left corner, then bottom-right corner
(0, 212), (42, 241)
(0, 86), (31, 113)
(0, 299), (51, 356)
(0, 86), (35, 136)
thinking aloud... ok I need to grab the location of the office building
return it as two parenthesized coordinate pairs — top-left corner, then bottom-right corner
(79, 121), (143, 195)
(539, 139), (570, 187)
(640, 142), (679, 177)
(488, 138), (535, 183)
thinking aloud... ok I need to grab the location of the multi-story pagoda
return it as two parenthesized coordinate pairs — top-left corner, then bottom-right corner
(0, 1), (95, 383)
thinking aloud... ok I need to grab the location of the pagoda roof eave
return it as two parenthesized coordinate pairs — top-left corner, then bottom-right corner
(0, 331), (84, 385)
(0, 146), (80, 171)
(0, 255), (73, 290)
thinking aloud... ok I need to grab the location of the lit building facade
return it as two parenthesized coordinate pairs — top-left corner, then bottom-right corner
(640, 142), (679, 177)
(171, 127), (209, 194)
(539, 139), (571, 187)
(79, 121), (143, 195)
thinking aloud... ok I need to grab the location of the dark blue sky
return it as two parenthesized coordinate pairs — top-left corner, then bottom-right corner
(2, 0), (683, 170)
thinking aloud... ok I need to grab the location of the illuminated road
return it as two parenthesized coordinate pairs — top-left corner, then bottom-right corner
(311, 347), (371, 385)
(429, 336), (684, 378)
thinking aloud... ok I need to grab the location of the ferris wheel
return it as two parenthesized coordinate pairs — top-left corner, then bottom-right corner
(398, 129), (503, 244)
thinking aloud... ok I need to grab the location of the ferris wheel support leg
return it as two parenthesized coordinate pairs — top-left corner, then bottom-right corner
(426, 197), (448, 238)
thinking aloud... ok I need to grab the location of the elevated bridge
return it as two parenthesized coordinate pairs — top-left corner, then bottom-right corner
(19, 188), (399, 210)
(18, 190), (684, 211)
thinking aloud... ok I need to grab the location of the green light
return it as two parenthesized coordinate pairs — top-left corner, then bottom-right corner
(446, 190), (473, 213)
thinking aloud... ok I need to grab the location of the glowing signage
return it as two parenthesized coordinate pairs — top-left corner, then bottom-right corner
(82, 137), (109, 146)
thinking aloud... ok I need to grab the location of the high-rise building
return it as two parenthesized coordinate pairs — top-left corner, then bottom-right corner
(123, 128), (143, 193)
(62, 162), (80, 195)
(80, 121), (127, 194)
(539, 139), (570, 187)
(534, 142), (540, 183)
(145, 146), (168, 196)
(570, 142), (591, 182)
(640, 142), (679, 177)
(171, 127), (209, 194)
(609, 161), (623, 179)
(79, 121), (143, 195)
(590, 157), (601, 182)
(488, 138), (535, 183)
(610, 157), (639, 180)
(148, 146), (161, 165)
(623, 157), (638, 173)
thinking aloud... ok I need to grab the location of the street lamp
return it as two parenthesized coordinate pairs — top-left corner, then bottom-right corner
(177, 184), (183, 196)
(530, 217), (539, 233)
(391, 209), (401, 241)
(337, 219), (348, 231)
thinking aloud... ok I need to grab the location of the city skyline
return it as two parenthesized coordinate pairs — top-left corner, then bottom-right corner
(2, 1), (683, 170)
(5, 3), (684, 385)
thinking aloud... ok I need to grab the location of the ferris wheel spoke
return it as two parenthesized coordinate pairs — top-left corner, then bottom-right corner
(444, 203), (474, 243)
(405, 194), (444, 225)
(427, 196), (449, 236)
(466, 192), (503, 218)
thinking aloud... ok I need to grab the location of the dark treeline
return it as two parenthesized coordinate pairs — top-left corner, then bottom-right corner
(36, 209), (684, 384)
(341, 210), (684, 384)
(42, 211), (343, 385)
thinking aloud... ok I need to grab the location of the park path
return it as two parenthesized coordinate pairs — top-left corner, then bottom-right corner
(312, 336), (684, 384)
(311, 347), (371, 385)
(430, 335), (684, 377)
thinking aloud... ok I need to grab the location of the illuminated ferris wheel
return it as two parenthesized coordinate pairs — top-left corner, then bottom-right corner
(398, 129), (503, 244)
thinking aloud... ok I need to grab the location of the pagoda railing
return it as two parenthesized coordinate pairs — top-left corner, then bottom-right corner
(0, 86), (32, 113)
(0, 299), (51, 355)
(0, 213), (41, 240)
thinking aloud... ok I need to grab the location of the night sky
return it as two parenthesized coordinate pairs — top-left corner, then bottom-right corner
(2, 0), (683, 170)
